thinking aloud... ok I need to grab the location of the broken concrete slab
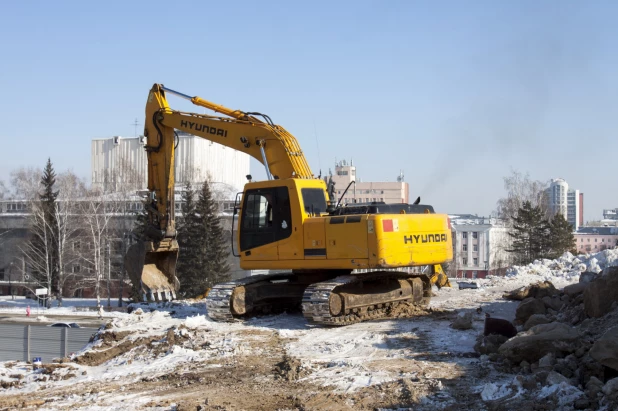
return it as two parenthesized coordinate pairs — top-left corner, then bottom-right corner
(499, 322), (581, 363)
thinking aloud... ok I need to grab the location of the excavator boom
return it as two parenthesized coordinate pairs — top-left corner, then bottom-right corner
(127, 84), (319, 301)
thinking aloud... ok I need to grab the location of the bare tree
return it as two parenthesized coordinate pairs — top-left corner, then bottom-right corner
(19, 203), (54, 307)
(53, 171), (87, 306)
(0, 179), (7, 200)
(10, 167), (43, 200)
(77, 190), (121, 310)
(494, 169), (550, 222)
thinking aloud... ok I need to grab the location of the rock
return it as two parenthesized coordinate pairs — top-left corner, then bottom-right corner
(498, 322), (581, 363)
(578, 354), (605, 386)
(589, 326), (618, 371)
(523, 314), (551, 331)
(503, 281), (558, 301)
(538, 353), (556, 369)
(573, 397), (590, 409)
(602, 377), (618, 401)
(579, 271), (598, 284)
(584, 266), (618, 318)
(564, 282), (588, 297)
(586, 376), (604, 398)
(520, 360), (531, 373)
(515, 298), (547, 324)
(542, 295), (563, 311)
(554, 362), (574, 379)
(451, 311), (473, 330)
(474, 334), (509, 355)
(546, 371), (570, 385)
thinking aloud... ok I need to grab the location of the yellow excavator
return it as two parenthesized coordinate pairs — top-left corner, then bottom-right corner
(126, 84), (452, 326)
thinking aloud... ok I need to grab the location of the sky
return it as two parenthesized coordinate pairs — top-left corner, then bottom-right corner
(0, 1), (616, 222)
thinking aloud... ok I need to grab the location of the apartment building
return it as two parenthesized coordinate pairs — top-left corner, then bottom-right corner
(546, 178), (583, 230)
(574, 226), (618, 254)
(449, 215), (513, 279)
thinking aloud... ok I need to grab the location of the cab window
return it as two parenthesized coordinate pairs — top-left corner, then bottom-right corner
(240, 187), (292, 251)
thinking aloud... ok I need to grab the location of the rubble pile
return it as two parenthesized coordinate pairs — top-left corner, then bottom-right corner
(475, 266), (618, 410)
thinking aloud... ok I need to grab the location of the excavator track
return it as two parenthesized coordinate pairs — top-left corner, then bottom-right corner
(301, 271), (431, 326)
(206, 273), (298, 322)
(206, 270), (432, 325)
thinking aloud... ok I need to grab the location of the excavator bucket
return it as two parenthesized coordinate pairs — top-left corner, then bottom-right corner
(430, 264), (452, 289)
(125, 240), (180, 302)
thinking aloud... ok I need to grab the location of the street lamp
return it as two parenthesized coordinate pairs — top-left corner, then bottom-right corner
(8, 262), (13, 300)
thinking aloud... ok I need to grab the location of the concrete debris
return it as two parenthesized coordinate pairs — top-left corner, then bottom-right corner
(523, 314), (551, 331)
(450, 311), (474, 330)
(503, 280), (558, 301)
(584, 266), (618, 318)
(589, 326), (618, 371)
(514, 297), (547, 324)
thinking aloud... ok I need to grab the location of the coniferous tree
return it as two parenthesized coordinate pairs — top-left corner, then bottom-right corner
(40, 159), (60, 302)
(507, 201), (551, 265)
(176, 182), (203, 296)
(189, 180), (230, 296)
(548, 214), (576, 258)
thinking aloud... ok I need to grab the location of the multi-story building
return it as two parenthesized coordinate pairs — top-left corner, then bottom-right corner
(328, 160), (408, 204)
(91, 133), (250, 194)
(603, 208), (618, 221)
(546, 178), (583, 230)
(574, 226), (618, 254)
(449, 214), (513, 279)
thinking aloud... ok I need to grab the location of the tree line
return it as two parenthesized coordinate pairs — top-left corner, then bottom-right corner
(496, 170), (576, 266)
(0, 158), (230, 308)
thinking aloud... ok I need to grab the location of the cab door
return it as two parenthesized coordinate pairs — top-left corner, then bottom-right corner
(239, 187), (292, 261)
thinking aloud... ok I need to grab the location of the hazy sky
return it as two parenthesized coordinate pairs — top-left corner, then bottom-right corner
(1, 1), (616, 221)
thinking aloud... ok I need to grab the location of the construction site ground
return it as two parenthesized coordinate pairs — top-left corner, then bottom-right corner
(0, 276), (582, 410)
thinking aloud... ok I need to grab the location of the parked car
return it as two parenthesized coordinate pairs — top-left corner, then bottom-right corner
(458, 281), (479, 290)
(48, 322), (81, 328)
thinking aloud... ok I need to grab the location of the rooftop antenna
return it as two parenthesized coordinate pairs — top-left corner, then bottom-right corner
(132, 118), (140, 138)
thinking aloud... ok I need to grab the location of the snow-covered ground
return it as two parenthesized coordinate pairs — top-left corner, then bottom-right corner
(0, 248), (616, 410)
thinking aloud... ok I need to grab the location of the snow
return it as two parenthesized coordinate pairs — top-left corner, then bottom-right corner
(1, 248), (617, 409)
(537, 382), (584, 406)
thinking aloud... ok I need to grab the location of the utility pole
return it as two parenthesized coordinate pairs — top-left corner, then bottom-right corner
(132, 118), (140, 138)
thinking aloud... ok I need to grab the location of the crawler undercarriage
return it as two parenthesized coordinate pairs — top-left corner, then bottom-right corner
(205, 270), (432, 326)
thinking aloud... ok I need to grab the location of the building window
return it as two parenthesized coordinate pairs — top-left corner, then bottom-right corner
(463, 258), (467, 266)
(462, 232), (468, 239)
(602, 238), (605, 242)
(595, 238), (597, 242)
(473, 245), (478, 252)
(473, 258), (478, 266)
(472, 271), (478, 279)
(463, 244), (467, 251)
(72, 265), (81, 273)
(472, 232), (478, 239)
(588, 239), (590, 242)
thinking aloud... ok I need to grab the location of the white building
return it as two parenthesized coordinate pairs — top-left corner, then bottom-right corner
(603, 208), (618, 221)
(546, 178), (583, 230)
(91, 133), (250, 196)
(449, 215), (513, 279)
(328, 160), (408, 204)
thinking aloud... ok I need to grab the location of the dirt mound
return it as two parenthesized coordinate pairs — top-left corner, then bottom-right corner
(75, 336), (159, 366)
(274, 355), (305, 381)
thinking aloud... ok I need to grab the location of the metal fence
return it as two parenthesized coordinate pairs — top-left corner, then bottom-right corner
(0, 324), (96, 363)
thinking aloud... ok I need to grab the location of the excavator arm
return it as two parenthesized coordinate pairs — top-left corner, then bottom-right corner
(127, 84), (317, 301)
